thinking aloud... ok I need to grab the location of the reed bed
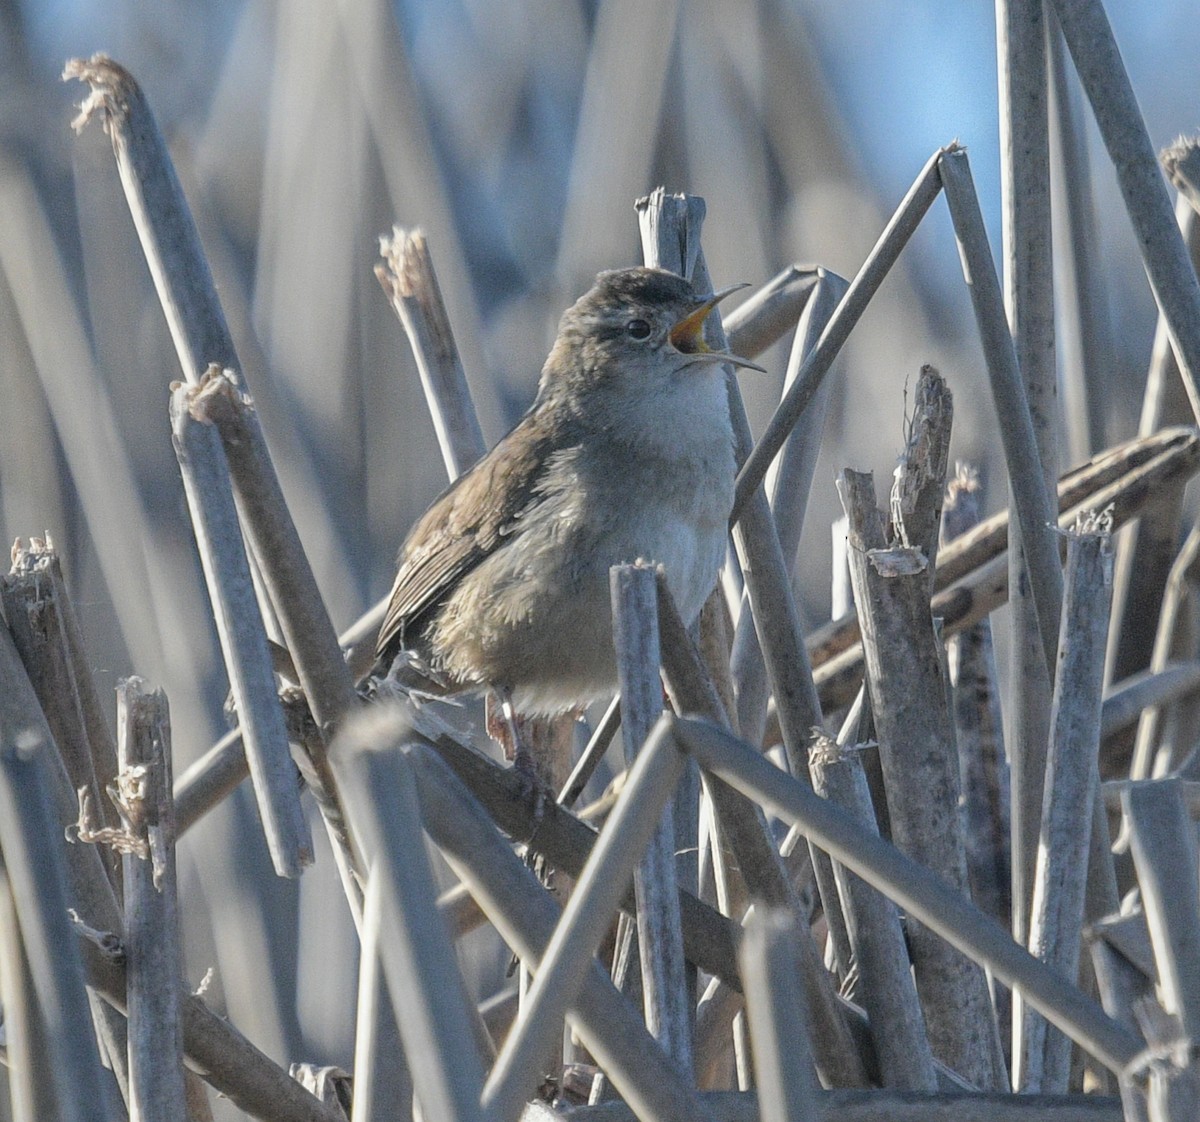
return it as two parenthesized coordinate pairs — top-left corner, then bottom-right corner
(2, 3), (1200, 1120)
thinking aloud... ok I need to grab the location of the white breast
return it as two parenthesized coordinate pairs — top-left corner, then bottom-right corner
(433, 364), (736, 714)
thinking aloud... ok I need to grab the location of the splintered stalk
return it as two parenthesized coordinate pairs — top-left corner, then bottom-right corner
(2, 542), (120, 885)
(66, 54), (354, 793)
(4, 613), (335, 1120)
(188, 369), (358, 741)
(1162, 136), (1200, 218)
(815, 426), (1200, 712)
(839, 468), (1005, 1089)
(186, 368), (364, 897)
(118, 679), (187, 1122)
(64, 56), (237, 381)
(808, 427), (1198, 677)
(376, 228), (487, 480)
(0, 619), (131, 1101)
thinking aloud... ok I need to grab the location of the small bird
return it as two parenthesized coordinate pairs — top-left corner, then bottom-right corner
(374, 267), (761, 747)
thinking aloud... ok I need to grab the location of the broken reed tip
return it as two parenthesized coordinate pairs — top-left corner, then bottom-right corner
(377, 226), (427, 299)
(9, 534), (56, 572)
(62, 54), (140, 133)
(1160, 134), (1200, 196)
(1069, 503), (1115, 537)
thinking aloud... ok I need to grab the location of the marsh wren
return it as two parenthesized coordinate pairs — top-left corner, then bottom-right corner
(374, 267), (760, 735)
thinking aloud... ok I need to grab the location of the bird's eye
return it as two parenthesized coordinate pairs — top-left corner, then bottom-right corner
(626, 318), (652, 341)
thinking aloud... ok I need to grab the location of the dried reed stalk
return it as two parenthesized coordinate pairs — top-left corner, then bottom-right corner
(939, 146), (1062, 680)
(730, 270), (845, 748)
(0, 714), (108, 1120)
(807, 729), (937, 1091)
(740, 908), (821, 1122)
(1021, 525), (1113, 1092)
(118, 679), (188, 1121)
(170, 383), (311, 878)
(840, 464), (1005, 1089)
(409, 739), (714, 1122)
(1049, 0), (1200, 416)
(414, 721), (741, 987)
(560, 1088), (1124, 1121)
(331, 711), (489, 1122)
(809, 427), (1196, 678)
(0, 866), (56, 1120)
(1107, 180), (1200, 690)
(732, 148), (945, 519)
(655, 575), (866, 1088)
(640, 190), (869, 1089)
(376, 229), (486, 480)
(997, 0), (1059, 986)
(942, 470), (1011, 934)
(611, 563), (691, 1072)
(18, 25), (1200, 1121)
(815, 430), (1200, 711)
(1047, 13), (1110, 463)
(1130, 522), (1200, 780)
(481, 717), (687, 1122)
(674, 716), (1144, 1078)
(1121, 780), (1200, 1114)
(2, 541), (121, 887)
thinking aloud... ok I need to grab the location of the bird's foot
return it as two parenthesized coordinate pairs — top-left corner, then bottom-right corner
(485, 689), (523, 760)
(485, 692), (548, 823)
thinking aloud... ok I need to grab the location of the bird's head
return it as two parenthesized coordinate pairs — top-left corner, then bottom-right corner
(538, 267), (763, 413)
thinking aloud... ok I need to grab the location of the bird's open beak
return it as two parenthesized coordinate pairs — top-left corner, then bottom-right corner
(668, 283), (766, 372)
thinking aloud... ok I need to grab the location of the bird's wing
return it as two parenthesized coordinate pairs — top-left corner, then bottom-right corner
(375, 410), (569, 663)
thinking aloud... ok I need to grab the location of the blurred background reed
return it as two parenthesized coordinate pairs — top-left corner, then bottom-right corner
(1, 0), (1197, 1098)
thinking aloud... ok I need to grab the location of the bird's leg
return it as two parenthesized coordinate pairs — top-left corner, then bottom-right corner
(485, 688), (524, 761)
(485, 689), (545, 820)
